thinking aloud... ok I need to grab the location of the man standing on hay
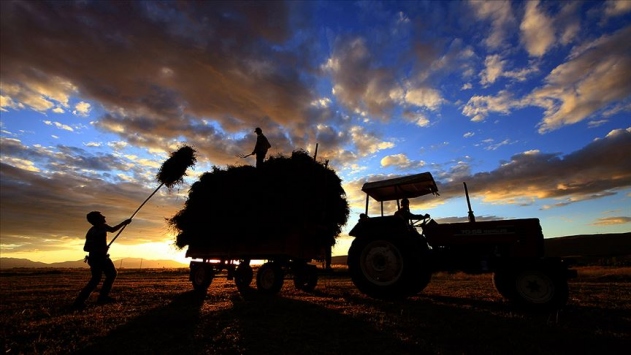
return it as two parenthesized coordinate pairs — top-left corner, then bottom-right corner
(252, 127), (271, 167)
(72, 212), (131, 310)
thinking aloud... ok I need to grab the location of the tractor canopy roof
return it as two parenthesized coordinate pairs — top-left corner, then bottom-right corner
(362, 172), (439, 202)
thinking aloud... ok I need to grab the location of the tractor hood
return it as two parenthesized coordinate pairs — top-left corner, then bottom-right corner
(362, 172), (439, 202)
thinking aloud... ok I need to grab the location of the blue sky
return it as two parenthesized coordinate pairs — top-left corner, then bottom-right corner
(1, 0), (630, 264)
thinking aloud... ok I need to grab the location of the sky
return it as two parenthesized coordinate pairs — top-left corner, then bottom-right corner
(1, 0), (630, 264)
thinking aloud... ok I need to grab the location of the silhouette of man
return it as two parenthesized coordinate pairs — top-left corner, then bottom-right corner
(72, 211), (131, 309)
(394, 198), (429, 226)
(252, 127), (271, 168)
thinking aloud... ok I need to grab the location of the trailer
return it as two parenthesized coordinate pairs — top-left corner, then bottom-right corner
(186, 226), (329, 295)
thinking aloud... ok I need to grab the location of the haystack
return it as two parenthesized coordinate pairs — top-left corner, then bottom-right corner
(170, 150), (349, 249)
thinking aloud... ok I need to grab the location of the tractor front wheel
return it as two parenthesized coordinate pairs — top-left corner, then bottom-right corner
(495, 265), (569, 311)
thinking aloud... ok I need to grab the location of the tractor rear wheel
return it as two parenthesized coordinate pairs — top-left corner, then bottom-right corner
(256, 262), (284, 295)
(348, 236), (428, 299)
(403, 239), (432, 296)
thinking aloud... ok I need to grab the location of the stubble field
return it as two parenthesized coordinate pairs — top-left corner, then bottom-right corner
(1, 266), (630, 354)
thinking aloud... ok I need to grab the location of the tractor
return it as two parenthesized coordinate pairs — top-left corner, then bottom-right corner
(347, 172), (577, 310)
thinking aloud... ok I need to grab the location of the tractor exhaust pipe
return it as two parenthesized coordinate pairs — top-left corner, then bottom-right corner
(463, 182), (476, 223)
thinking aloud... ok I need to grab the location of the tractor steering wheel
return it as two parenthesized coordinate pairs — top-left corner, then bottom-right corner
(411, 214), (431, 227)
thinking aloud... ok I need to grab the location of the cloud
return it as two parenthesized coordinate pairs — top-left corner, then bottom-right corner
(73, 101), (91, 117)
(403, 112), (430, 127)
(480, 54), (539, 86)
(324, 37), (401, 118)
(482, 138), (513, 151)
(0, 75), (76, 113)
(0, 1), (320, 160)
(557, 2), (581, 45)
(481, 54), (505, 86)
(462, 90), (520, 122)
(520, 0), (555, 57)
(404, 87), (444, 110)
(464, 25), (630, 131)
(435, 128), (631, 206)
(603, 0), (631, 18)
(380, 153), (425, 170)
(0, 138), (192, 250)
(468, 0), (516, 49)
(532, 26), (631, 133)
(44, 120), (74, 132)
(593, 216), (631, 226)
(348, 125), (394, 157)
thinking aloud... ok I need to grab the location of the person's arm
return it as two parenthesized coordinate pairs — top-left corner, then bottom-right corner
(106, 219), (132, 232)
(408, 210), (429, 220)
(252, 139), (258, 155)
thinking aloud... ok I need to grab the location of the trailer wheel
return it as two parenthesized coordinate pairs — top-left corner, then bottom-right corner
(256, 263), (284, 295)
(234, 264), (253, 290)
(294, 265), (318, 292)
(190, 263), (213, 292)
(348, 236), (421, 299)
(512, 267), (569, 310)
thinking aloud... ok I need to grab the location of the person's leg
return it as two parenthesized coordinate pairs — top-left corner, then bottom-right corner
(256, 153), (264, 167)
(73, 257), (104, 306)
(98, 257), (118, 302)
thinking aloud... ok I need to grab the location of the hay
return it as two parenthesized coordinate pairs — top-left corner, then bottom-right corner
(169, 150), (349, 249)
(157, 145), (197, 188)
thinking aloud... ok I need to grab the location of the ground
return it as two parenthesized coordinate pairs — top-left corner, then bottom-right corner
(1, 266), (629, 354)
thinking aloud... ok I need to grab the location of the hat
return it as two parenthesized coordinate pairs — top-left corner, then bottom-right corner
(254, 127), (262, 133)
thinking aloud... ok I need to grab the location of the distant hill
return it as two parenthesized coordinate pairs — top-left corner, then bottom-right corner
(544, 232), (631, 258)
(0, 257), (187, 270)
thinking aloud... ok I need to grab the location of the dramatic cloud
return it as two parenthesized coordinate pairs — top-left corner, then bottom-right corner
(532, 26), (631, 133)
(436, 128), (631, 205)
(0, 1), (320, 160)
(324, 37), (401, 118)
(463, 25), (631, 131)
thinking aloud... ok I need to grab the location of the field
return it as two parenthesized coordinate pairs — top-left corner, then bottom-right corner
(1, 266), (630, 354)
